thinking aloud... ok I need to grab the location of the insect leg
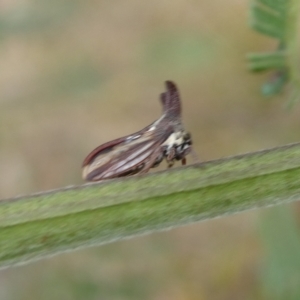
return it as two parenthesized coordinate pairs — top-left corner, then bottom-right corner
(166, 147), (176, 168)
(178, 147), (199, 164)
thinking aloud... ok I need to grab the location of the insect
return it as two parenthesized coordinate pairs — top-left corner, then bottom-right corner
(82, 81), (193, 181)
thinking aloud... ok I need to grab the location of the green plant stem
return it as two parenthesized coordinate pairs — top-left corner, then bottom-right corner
(2, 142), (300, 268)
(286, 0), (300, 104)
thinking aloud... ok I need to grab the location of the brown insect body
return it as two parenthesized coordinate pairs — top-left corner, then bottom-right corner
(82, 81), (192, 181)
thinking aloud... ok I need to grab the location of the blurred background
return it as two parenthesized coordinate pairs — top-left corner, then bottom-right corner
(1, 0), (300, 299)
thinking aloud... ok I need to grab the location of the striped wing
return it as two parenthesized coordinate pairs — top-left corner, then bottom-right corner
(82, 128), (171, 181)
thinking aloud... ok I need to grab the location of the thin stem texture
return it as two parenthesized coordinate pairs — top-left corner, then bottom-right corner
(1, 142), (300, 268)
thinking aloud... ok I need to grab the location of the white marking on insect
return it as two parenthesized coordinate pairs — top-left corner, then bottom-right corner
(148, 115), (164, 132)
(125, 142), (155, 161)
(162, 132), (185, 150)
(118, 152), (150, 172)
(93, 155), (111, 167)
(126, 135), (141, 141)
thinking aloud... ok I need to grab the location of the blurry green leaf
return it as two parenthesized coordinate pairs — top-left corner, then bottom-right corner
(248, 0), (300, 105)
(247, 51), (286, 71)
(250, 3), (285, 39)
(261, 70), (288, 96)
(258, 0), (287, 12)
(260, 206), (300, 300)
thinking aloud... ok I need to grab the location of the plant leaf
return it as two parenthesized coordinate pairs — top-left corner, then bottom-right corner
(248, 0), (300, 105)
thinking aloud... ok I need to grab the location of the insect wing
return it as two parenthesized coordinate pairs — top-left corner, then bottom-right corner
(82, 130), (169, 181)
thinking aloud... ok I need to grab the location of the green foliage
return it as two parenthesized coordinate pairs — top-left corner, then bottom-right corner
(260, 206), (300, 300)
(248, 0), (300, 104)
(250, 0), (287, 39)
(247, 51), (286, 72)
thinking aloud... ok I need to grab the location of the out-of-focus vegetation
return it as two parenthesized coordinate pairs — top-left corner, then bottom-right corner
(0, 0), (300, 299)
(248, 0), (300, 104)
